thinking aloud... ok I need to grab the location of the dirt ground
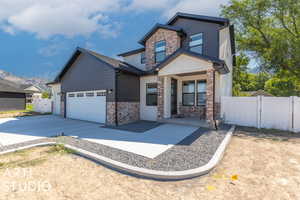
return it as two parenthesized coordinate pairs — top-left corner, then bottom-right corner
(0, 111), (49, 118)
(0, 128), (299, 200)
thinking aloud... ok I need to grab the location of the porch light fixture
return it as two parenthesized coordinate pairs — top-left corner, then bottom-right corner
(107, 89), (113, 94)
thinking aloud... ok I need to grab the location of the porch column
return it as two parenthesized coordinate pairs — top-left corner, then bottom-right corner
(157, 76), (164, 120)
(206, 69), (215, 124)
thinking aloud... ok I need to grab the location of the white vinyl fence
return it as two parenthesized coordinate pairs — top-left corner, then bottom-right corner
(221, 96), (300, 132)
(294, 97), (300, 132)
(32, 98), (52, 113)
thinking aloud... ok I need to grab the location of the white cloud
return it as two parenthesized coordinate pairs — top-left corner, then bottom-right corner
(164, 0), (230, 18)
(38, 43), (67, 57)
(0, 0), (230, 39)
(126, 0), (175, 11)
(0, 0), (123, 39)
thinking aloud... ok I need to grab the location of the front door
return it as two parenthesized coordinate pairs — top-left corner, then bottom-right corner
(171, 78), (177, 115)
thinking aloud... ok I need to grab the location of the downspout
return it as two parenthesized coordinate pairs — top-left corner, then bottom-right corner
(212, 70), (218, 130)
(115, 70), (119, 126)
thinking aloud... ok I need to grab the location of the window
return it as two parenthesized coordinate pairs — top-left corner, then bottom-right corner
(96, 92), (106, 96)
(86, 92), (94, 97)
(146, 83), (158, 106)
(155, 40), (166, 63)
(141, 52), (146, 64)
(77, 93), (84, 97)
(182, 81), (195, 106)
(197, 81), (206, 105)
(189, 33), (203, 54)
(68, 94), (75, 98)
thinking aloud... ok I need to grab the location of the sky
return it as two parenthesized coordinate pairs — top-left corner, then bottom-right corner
(0, 0), (230, 80)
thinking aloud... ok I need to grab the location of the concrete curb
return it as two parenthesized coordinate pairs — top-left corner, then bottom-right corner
(0, 126), (235, 180)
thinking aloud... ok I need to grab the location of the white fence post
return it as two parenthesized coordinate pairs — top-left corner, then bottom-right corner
(293, 96), (300, 133)
(257, 96), (262, 129)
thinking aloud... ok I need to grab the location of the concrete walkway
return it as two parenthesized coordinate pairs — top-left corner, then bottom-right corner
(0, 115), (198, 158)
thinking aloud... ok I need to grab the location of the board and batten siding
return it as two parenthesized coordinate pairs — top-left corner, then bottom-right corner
(140, 75), (158, 121)
(171, 18), (223, 58)
(117, 72), (140, 102)
(0, 92), (26, 111)
(61, 53), (116, 102)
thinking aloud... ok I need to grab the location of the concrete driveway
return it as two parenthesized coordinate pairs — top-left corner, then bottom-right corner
(0, 115), (198, 158)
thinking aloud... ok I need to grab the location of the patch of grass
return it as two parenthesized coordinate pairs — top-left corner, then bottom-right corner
(46, 144), (75, 154)
(13, 150), (28, 157)
(0, 110), (29, 114)
(26, 104), (33, 111)
(0, 158), (47, 169)
(18, 158), (47, 168)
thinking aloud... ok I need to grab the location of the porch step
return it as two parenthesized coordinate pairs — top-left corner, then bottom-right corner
(159, 118), (211, 128)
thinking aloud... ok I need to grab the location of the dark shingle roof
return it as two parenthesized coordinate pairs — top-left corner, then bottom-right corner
(117, 47), (145, 57)
(139, 23), (185, 45)
(52, 47), (145, 83)
(0, 79), (30, 93)
(167, 12), (229, 25)
(84, 48), (144, 75)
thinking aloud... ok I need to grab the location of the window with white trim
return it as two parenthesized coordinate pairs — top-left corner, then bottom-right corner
(197, 80), (206, 105)
(189, 33), (203, 54)
(146, 83), (158, 106)
(155, 40), (166, 63)
(141, 52), (146, 64)
(182, 81), (195, 106)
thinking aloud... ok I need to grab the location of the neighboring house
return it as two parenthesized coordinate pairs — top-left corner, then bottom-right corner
(21, 84), (42, 103)
(48, 12), (235, 126)
(0, 79), (30, 111)
(21, 84), (50, 103)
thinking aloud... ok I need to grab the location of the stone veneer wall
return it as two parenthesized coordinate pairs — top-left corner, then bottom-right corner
(214, 102), (221, 119)
(117, 102), (140, 125)
(145, 28), (181, 70)
(157, 77), (164, 120)
(106, 102), (140, 126)
(179, 105), (206, 119)
(206, 69), (215, 124)
(106, 102), (116, 125)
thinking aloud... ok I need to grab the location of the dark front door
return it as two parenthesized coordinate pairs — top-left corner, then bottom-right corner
(171, 78), (178, 115)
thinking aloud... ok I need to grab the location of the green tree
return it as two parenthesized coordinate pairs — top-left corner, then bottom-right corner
(42, 92), (51, 99)
(222, 0), (300, 79)
(232, 53), (250, 96)
(265, 76), (300, 96)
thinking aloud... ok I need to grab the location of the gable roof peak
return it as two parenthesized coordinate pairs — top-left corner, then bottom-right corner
(167, 12), (229, 25)
(138, 23), (185, 45)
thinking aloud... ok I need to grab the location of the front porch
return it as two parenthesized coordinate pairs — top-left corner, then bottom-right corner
(157, 69), (216, 127)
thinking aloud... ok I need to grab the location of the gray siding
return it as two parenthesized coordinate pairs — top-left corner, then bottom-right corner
(117, 72), (140, 102)
(0, 92), (25, 111)
(61, 53), (116, 102)
(172, 18), (222, 58)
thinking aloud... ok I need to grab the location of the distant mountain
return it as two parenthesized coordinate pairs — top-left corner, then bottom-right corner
(0, 69), (50, 91)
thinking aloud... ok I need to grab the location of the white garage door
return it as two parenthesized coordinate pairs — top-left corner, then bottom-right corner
(66, 90), (106, 123)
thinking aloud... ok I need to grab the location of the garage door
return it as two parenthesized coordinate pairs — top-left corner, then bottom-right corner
(66, 90), (106, 123)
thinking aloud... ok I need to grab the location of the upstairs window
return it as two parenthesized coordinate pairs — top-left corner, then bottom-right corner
(197, 80), (206, 105)
(189, 33), (203, 54)
(155, 40), (166, 63)
(141, 52), (146, 64)
(146, 83), (158, 106)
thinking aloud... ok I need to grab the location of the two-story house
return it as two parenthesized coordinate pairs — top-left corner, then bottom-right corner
(48, 12), (235, 127)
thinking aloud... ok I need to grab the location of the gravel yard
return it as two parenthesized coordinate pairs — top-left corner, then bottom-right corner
(0, 125), (231, 171)
(0, 127), (299, 200)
